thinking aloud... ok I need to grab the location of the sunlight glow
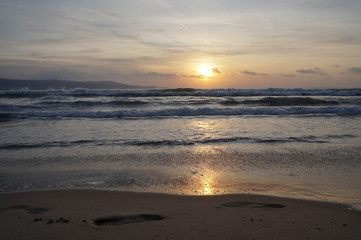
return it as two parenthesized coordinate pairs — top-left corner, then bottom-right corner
(197, 65), (212, 77)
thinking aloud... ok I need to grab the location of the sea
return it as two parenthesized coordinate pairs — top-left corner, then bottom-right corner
(1, 88), (361, 209)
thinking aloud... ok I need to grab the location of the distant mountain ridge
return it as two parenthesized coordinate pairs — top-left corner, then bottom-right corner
(0, 78), (156, 90)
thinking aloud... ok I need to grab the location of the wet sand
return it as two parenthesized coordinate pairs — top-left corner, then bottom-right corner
(1, 189), (361, 240)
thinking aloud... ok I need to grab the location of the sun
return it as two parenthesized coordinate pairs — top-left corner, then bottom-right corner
(198, 65), (212, 77)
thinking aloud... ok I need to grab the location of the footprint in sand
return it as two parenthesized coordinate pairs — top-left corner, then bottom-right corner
(93, 214), (165, 226)
(222, 202), (285, 209)
(1, 205), (49, 214)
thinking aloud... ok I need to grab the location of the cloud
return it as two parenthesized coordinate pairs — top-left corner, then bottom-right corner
(243, 71), (257, 76)
(78, 7), (128, 23)
(296, 67), (327, 75)
(349, 67), (361, 74)
(279, 73), (295, 78)
(34, 67), (84, 80)
(183, 74), (204, 79)
(134, 71), (177, 79)
(242, 70), (269, 77)
(154, 0), (173, 9)
(212, 68), (221, 74)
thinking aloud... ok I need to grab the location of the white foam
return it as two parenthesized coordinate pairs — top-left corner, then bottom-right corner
(10, 106), (361, 119)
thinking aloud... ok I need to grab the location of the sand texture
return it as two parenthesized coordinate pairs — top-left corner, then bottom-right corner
(1, 189), (361, 240)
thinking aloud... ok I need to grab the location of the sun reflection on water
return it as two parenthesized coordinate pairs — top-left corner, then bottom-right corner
(189, 120), (218, 141)
(187, 167), (219, 195)
(184, 120), (225, 195)
(200, 178), (212, 195)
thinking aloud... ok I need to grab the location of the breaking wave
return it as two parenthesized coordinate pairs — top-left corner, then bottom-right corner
(221, 97), (340, 106)
(1, 134), (356, 150)
(2, 106), (361, 119)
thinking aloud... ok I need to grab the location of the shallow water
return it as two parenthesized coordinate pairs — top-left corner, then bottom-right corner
(0, 88), (360, 209)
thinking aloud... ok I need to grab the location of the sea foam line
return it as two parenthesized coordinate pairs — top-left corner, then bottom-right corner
(2, 106), (361, 119)
(3, 134), (355, 149)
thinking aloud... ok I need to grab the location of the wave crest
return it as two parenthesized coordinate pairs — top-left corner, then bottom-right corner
(2, 106), (360, 119)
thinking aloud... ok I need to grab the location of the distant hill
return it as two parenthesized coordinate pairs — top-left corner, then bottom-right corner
(0, 78), (156, 90)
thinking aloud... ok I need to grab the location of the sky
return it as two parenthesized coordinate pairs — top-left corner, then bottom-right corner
(0, 0), (361, 88)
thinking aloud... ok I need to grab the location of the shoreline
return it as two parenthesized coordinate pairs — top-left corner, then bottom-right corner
(1, 187), (360, 210)
(1, 189), (361, 240)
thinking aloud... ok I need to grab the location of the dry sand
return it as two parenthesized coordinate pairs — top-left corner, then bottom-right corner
(1, 189), (360, 240)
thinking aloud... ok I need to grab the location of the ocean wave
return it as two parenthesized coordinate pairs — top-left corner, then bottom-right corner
(0, 140), (97, 150)
(124, 136), (328, 146)
(1, 134), (355, 150)
(0, 113), (14, 121)
(1, 88), (360, 98)
(0, 100), (148, 111)
(40, 100), (149, 107)
(2, 96), (356, 111)
(3, 106), (361, 119)
(221, 97), (340, 106)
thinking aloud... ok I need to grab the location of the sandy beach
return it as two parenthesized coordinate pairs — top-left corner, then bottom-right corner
(0, 190), (360, 240)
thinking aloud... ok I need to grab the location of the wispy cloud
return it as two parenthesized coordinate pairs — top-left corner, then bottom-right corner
(78, 7), (128, 23)
(171, 18), (223, 53)
(296, 67), (328, 75)
(134, 71), (177, 79)
(257, 12), (273, 30)
(183, 74), (203, 79)
(221, 21), (270, 30)
(154, 0), (173, 10)
(242, 70), (269, 77)
(212, 68), (221, 74)
(279, 73), (296, 78)
(349, 67), (361, 74)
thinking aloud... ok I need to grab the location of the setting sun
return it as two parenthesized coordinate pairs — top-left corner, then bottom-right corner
(198, 65), (212, 77)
